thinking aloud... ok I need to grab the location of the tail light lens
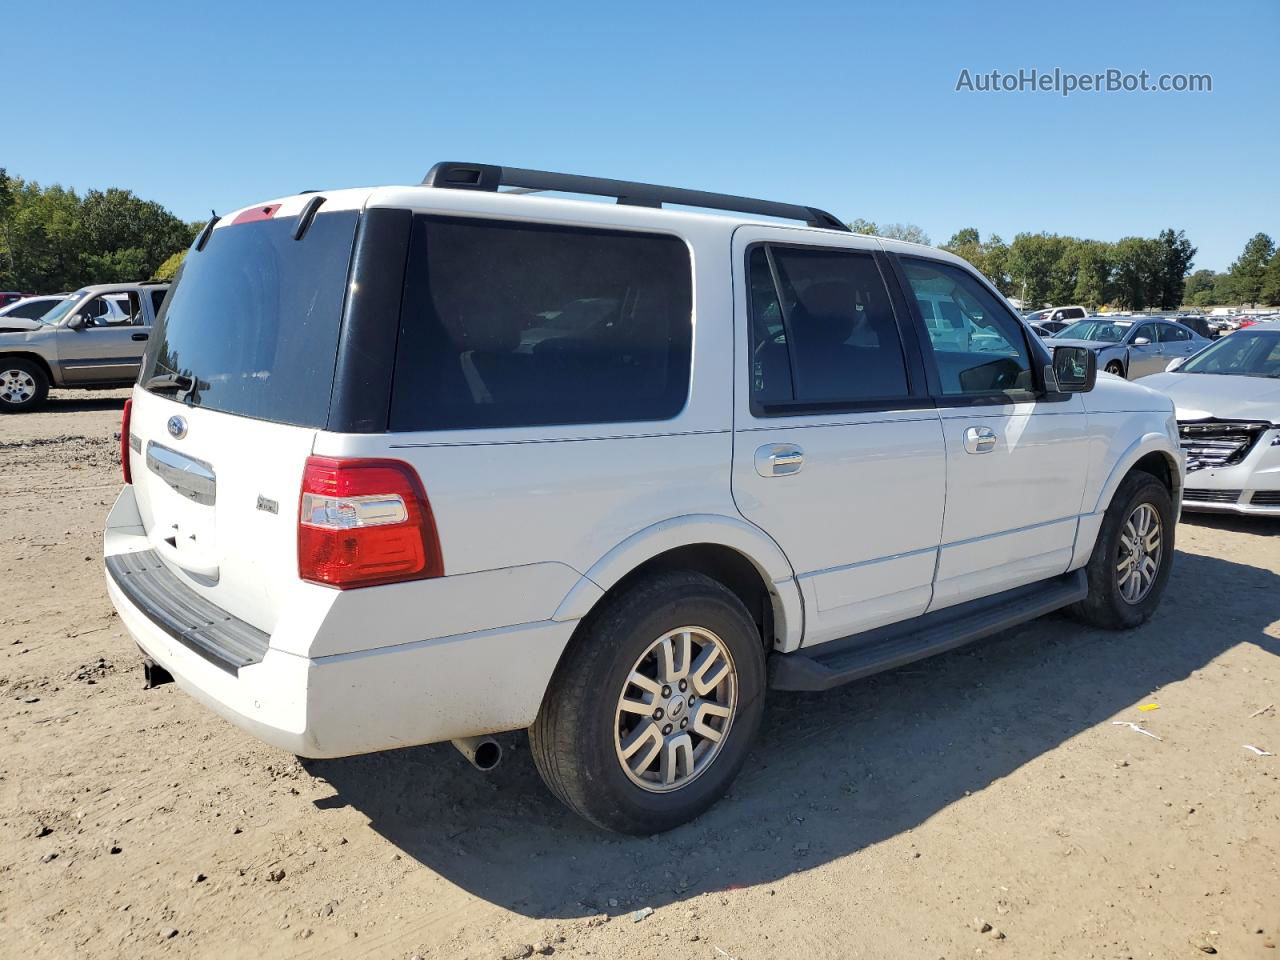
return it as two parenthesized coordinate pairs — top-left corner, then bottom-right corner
(298, 456), (443, 589)
(120, 398), (133, 484)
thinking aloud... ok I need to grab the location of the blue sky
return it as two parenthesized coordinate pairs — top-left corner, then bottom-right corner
(7, 0), (1276, 270)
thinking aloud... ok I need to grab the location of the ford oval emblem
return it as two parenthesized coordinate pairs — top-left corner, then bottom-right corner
(167, 415), (187, 439)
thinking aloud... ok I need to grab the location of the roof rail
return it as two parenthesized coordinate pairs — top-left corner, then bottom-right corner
(422, 162), (849, 231)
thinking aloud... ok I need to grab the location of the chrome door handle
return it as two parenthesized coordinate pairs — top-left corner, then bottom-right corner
(962, 426), (997, 454)
(755, 443), (804, 477)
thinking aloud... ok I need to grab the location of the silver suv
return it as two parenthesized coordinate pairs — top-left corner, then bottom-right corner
(0, 281), (170, 411)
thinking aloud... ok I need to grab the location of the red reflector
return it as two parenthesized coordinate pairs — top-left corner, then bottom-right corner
(120, 398), (133, 484)
(231, 203), (282, 225)
(298, 456), (444, 589)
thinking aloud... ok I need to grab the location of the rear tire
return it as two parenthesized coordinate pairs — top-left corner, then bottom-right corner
(0, 358), (49, 412)
(1071, 471), (1174, 630)
(530, 571), (766, 834)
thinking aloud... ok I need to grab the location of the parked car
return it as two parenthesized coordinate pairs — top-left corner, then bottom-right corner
(1144, 321), (1280, 515)
(1051, 317), (1211, 379)
(1025, 305), (1088, 328)
(0, 294), (68, 321)
(1176, 315), (1218, 340)
(0, 281), (170, 411)
(103, 163), (1182, 834)
(0, 291), (36, 308)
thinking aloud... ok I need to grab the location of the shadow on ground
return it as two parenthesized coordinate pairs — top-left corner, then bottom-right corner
(1182, 511), (1280, 536)
(306, 548), (1279, 919)
(44, 392), (128, 413)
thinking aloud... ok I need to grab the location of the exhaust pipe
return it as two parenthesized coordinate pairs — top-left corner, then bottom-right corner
(142, 657), (173, 689)
(452, 735), (502, 771)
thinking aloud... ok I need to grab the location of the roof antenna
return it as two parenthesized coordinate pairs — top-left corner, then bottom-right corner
(194, 210), (220, 252)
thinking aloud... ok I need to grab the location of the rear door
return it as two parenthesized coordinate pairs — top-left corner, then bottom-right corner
(1157, 321), (1198, 364)
(127, 206), (361, 633)
(730, 227), (946, 647)
(892, 255), (1090, 610)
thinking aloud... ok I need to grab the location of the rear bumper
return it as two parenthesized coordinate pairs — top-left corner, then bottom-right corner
(103, 487), (578, 758)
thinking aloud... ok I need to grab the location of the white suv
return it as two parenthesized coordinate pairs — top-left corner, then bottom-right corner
(105, 164), (1184, 833)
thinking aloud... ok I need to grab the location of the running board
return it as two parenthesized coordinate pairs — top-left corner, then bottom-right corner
(769, 569), (1087, 692)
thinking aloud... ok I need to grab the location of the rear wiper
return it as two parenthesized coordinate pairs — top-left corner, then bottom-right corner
(145, 373), (193, 392)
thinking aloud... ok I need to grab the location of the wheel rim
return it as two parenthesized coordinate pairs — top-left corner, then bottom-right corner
(0, 368), (36, 404)
(1116, 502), (1163, 604)
(613, 626), (738, 793)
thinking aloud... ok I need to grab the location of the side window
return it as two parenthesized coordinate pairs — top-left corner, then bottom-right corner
(390, 216), (692, 431)
(901, 258), (1035, 398)
(747, 244), (910, 408)
(149, 289), (167, 319)
(1158, 324), (1189, 342)
(1066, 307), (1086, 321)
(1133, 324), (1157, 343)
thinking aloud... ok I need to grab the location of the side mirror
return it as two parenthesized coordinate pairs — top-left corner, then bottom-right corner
(1166, 357), (1186, 372)
(65, 314), (85, 330)
(1051, 345), (1096, 393)
(1133, 336), (1151, 345)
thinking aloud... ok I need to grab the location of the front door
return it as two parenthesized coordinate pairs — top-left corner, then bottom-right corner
(1126, 322), (1166, 378)
(56, 292), (149, 384)
(894, 255), (1090, 611)
(730, 227), (946, 648)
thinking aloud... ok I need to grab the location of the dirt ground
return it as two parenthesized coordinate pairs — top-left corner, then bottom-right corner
(1, 389), (1277, 960)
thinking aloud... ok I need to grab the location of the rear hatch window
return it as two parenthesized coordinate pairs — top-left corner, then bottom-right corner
(142, 210), (359, 427)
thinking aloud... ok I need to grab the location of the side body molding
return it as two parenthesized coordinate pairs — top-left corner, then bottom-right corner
(552, 513), (805, 651)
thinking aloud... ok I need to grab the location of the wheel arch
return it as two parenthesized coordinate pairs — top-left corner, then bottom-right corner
(0, 350), (55, 385)
(553, 514), (804, 652)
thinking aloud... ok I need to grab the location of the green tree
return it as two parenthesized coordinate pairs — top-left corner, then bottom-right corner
(1155, 228), (1196, 310)
(1111, 237), (1163, 310)
(1008, 232), (1069, 308)
(848, 218), (878, 235)
(1226, 232), (1275, 306)
(153, 249), (186, 281)
(1183, 269), (1216, 304)
(878, 223), (930, 245)
(1260, 250), (1280, 306)
(1063, 239), (1114, 308)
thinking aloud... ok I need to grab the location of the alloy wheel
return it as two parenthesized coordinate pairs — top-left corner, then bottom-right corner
(614, 626), (738, 793)
(0, 368), (36, 405)
(1116, 502), (1163, 604)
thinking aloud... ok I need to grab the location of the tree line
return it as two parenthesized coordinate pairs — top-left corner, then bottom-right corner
(2, 166), (1277, 309)
(0, 169), (199, 293)
(851, 220), (1280, 310)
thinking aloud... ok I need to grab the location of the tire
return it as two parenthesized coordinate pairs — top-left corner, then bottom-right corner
(530, 570), (766, 834)
(1071, 471), (1175, 630)
(1104, 360), (1125, 378)
(0, 358), (49, 412)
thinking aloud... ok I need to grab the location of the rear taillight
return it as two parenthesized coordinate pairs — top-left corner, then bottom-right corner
(297, 456), (443, 589)
(120, 398), (133, 484)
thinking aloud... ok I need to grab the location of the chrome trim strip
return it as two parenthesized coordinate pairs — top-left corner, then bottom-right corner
(145, 441), (216, 506)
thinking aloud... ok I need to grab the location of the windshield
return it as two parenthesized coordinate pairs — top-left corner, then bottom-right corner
(142, 210), (358, 427)
(1055, 319), (1132, 342)
(1179, 330), (1280, 378)
(39, 292), (87, 326)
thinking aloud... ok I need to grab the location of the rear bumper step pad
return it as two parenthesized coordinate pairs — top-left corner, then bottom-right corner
(107, 549), (269, 675)
(770, 569), (1087, 692)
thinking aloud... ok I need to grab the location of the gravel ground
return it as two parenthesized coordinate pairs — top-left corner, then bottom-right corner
(1, 389), (1277, 959)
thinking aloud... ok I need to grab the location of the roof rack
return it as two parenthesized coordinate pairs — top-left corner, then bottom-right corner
(422, 162), (849, 232)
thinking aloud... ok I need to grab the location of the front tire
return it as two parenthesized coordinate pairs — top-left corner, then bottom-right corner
(1104, 360), (1125, 378)
(0, 359), (49, 412)
(530, 571), (766, 834)
(1071, 471), (1175, 630)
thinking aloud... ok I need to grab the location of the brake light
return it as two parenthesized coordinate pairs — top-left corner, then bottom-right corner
(120, 398), (133, 484)
(298, 456), (443, 589)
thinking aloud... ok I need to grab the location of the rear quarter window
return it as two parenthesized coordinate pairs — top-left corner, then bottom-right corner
(390, 216), (693, 431)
